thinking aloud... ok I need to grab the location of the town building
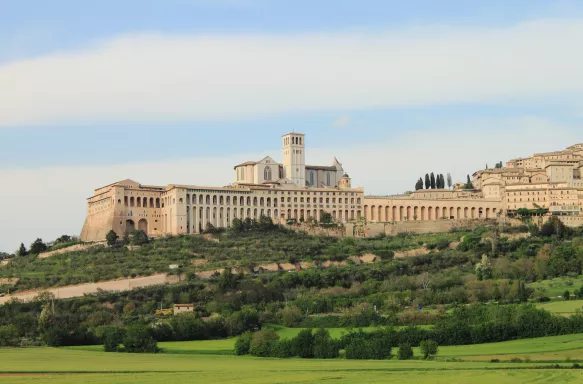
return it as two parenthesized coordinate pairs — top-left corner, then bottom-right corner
(80, 134), (583, 242)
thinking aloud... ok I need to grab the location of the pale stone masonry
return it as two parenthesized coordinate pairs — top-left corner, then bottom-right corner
(80, 134), (583, 241)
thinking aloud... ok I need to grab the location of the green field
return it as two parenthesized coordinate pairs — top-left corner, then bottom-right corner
(2, 347), (583, 384)
(536, 299), (583, 315)
(528, 275), (583, 297)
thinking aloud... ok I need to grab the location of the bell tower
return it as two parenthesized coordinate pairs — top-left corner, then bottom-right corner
(282, 132), (306, 187)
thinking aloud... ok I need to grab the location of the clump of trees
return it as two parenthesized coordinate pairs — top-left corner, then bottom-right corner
(415, 173), (448, 190)
(235, 328), (340, 359)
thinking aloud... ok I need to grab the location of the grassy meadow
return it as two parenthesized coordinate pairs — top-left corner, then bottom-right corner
(2, 346), (583, 384)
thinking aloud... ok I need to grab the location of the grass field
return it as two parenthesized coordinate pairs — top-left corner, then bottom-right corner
(2, 348), (583, 384)
(10, 332), (583, 383)
(536, 299), (583, 315)
(529, 275), (583, 297)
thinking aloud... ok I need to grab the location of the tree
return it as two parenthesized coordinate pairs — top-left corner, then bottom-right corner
(465, 175), (474, 189)
(320, 212), (333, 224)
(257, 215), (274, 231)
(17, 243), (28, 257)
(106, 230), (119, 246)
(0, 325), (19, 347)
(430, 172), (436, 189)
(415, 178), (423, 191)
(249, 328), (279, 357)
(293, 329), (315, 358)
(425, 174), (430, 189)
(397, 343), (413, 360)
(231, 217), (244, 232)
(130, 230), (148, 245)
(419, 339), (439, 359)
(234, 331), (253, 355)
(447, 173), (453, 189)
(475, 255), (493, 281)
(313, 328), (339, 359)
(123, 324), (158, 353)
(29, 238), (47, 255)
(564, 290), (571, 301)
(123, 231), (130, 244)
(102, 325), (125, 352)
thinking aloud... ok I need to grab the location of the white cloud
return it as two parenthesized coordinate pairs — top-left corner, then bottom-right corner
(2, 19), (583, 127)
(332, 116), (351, 127)
(0, 116), (578, 252)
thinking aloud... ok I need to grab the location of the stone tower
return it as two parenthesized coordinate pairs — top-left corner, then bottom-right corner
(282, 132), (306, 187)
(339, 173), (352, 189)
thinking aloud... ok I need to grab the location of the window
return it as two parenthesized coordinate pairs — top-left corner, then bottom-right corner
(310, 171), (315, 186)
(326, 173), (331, 186)
(264, 166), (272, 181)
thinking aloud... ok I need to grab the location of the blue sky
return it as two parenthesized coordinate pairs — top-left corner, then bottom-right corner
(1, 0), (583, 251)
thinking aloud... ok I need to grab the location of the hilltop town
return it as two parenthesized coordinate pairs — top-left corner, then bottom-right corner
(81, 133), (583, 242)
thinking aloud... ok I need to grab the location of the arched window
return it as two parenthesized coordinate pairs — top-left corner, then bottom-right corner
(264, 166), (272, 181)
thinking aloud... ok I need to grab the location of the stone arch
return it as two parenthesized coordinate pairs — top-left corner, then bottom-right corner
(130, 197), (135, 207)
(138, 218), (148, 234)
(206, 195), (211, 205)
(364, 205), (369, 220)
(213, 195), (217, 205)
(428, 206), (433, 220)
(219, 196), (224, 205)
(126, 219), (135, 233)
(442, 207), (447, 218)
(406, 206), (412, 220)
(414, 206), (419, 220)
(137, 197), (142, 207)
(370, 205), (375, 221)
(421, 206), (426, 220)
(378, 206), (382, 221)
(464, 207), (468, 218)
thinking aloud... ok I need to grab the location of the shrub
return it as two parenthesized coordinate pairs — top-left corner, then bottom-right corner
(272, 339), (295, 358)
(419, 339), (438, 360)
(397, 342), (413, 360)
(102, 325), (125, 352)
(564, 290), (571, 301)
(106, 230), (119, 246)
(123, 324), (158, 353)
(249, 328), (279, 357)
(313, 328), (339, 359)
(234, 331), (252, 355)
(0, 324), (19, 346)
(292, 329), (315, 358)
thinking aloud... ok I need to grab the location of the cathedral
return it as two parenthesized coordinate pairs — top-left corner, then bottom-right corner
(80, 133), (583, 242)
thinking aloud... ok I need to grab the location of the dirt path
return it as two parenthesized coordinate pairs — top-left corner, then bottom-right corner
(0, 274), (176, 305)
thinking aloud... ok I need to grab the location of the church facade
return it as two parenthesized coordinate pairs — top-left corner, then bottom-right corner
(80, 133), (583, 241)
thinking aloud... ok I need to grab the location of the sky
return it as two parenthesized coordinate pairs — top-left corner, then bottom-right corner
(1, 0), (583, 252)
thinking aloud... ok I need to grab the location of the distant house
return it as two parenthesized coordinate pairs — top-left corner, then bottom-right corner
(173, 304), (195, 315)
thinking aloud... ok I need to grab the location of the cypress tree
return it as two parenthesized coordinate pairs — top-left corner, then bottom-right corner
(430, 173), (436, 189)
(425, 174), (430, 189)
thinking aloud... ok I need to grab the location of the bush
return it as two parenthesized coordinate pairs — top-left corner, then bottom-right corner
(106, 230), (119, 246)
(234, 331), (252, 355)
(292, 329), (315, 358)
(313, 328), (339, 359)
(397, 342), (413, 360)
(102, 325), (125, 352)
(0, 324), (19, 346)
(419, 339), (438, 360)
(272, 339), (295, 358)
(249, 328), (279, 357)
(123, 324), (158, 353)
(345, 336), (392, 360)
(564, 290), (571, 301)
